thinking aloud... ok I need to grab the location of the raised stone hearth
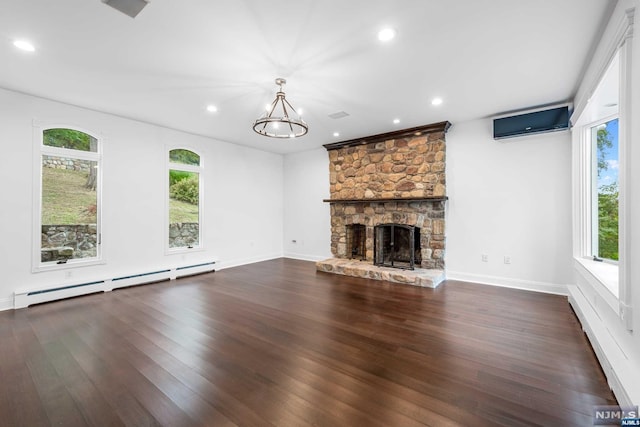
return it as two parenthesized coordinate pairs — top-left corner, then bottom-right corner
(316, 258), (445, 288)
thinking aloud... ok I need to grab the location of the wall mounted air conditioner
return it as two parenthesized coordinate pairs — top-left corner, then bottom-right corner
(493, 105), (570, 140)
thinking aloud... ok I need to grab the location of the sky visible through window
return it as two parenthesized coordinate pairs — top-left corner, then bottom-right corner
(599, 119), (619, 187)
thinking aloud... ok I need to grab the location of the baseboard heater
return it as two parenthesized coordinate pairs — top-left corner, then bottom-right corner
(14, 261), (216, 309)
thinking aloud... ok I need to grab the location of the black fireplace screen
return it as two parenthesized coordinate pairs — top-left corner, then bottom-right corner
(346, 224), (366, 260)
(374, 224), (421, 270)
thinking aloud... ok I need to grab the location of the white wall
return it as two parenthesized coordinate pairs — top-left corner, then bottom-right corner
(446, 120), (573, 294)
(0, 88), (284, 310)
(283, 148), (331, 261)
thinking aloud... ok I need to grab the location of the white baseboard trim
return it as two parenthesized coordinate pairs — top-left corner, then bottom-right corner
(0, 296), (14, 312)
(568, 284), (639, 407)
(283, 252), (330, 262)
(216, 253), (283, 271)
(446, 271), (569, 295)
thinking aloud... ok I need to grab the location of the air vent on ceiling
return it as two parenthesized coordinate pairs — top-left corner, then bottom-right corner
(101, 0), (150, 18)
(328, 111), (350, 119)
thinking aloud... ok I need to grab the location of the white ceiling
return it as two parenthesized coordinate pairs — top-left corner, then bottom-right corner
(0, 0), (614, 154)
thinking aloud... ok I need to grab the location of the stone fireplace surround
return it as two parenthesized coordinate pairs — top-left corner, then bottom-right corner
(316, 121), (450, 288)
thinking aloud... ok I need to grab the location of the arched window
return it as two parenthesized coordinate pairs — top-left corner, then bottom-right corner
(37, 127), (101, 268)
(168, 149), (202, 250)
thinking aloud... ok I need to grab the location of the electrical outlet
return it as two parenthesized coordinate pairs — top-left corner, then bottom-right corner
(481, 254), (488, 262)
(65, 270), (73, 278)
(504, 256), (511, 264)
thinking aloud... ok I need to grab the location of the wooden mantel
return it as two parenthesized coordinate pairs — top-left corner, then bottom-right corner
(323, 121), (451, 151)
(323, 196), (448, 204)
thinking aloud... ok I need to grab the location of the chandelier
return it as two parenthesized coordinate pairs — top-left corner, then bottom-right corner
(253, 78), (308, 138)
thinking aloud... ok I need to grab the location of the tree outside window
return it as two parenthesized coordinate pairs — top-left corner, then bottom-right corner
(168, 149), (201, 249)
(593, 119), (619, 261)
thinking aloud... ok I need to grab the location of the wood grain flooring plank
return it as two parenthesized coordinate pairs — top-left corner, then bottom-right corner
(0, 258), (617, 426)
(76, 301), (271, 427)
(0, 328), (50, 427)
(59, 331), (166, 427)
(71, 325), (206, 427)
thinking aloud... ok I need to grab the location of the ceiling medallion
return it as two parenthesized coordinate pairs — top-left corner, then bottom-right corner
(253, 78), (308, 138)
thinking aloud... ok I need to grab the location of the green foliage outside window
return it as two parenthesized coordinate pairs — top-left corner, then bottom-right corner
(596, 125), (619, 261)
(598, 183), (619, 260)
(169, 170), (192, 186)
(168, 150), (200, 224)
(169, 149), (200, 166)
(169, 173), (199, 205)
(43, 128), (93, 151)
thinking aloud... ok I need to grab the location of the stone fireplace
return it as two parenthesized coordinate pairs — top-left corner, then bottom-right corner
(316, 121), (450, 287)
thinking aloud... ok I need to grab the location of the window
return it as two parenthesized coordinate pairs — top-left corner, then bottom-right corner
(572, 8), (633, 330)
(37, 128), (101, 268)
(591, 118), (619, 262)
(573, 49), (623, 300)
(168, 149), (202, 250)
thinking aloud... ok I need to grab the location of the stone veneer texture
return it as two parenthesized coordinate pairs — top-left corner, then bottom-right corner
(328, 131), (446, 200)
(330, 200), (445, 269)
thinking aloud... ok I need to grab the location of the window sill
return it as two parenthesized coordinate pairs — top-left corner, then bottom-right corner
(575, 258), (619, 300)
(33, 258), (105, 273)
(166, 246), (205, 256)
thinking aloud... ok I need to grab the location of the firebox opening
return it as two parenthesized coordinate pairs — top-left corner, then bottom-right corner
(346, 224), (366, 260)
(374, 224), (421, 270)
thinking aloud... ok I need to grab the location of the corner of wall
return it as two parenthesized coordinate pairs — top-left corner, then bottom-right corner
(283, 253), (328, 262)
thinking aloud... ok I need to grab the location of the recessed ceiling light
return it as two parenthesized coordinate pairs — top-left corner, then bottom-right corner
(265, 103), (272, 111)
(298, 108), (304, 115)
(333, 132), (340, 137)
(378, 28), (396, 42)
(13, 39), (35, 52)
(393, 118), (400, 124)
(431, 97), (443, 106)
(206, 105), (217, 113)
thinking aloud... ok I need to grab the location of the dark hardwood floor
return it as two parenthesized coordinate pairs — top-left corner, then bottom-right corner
(0, 258), (616, 426)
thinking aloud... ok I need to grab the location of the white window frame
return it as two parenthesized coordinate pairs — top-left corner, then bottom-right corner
(166, 147), (204, 254)
(571, 8), (633, 329)
(587, 115), (620, 265)
(574, 115), (620, 308)
(32, 122), (104, 272)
